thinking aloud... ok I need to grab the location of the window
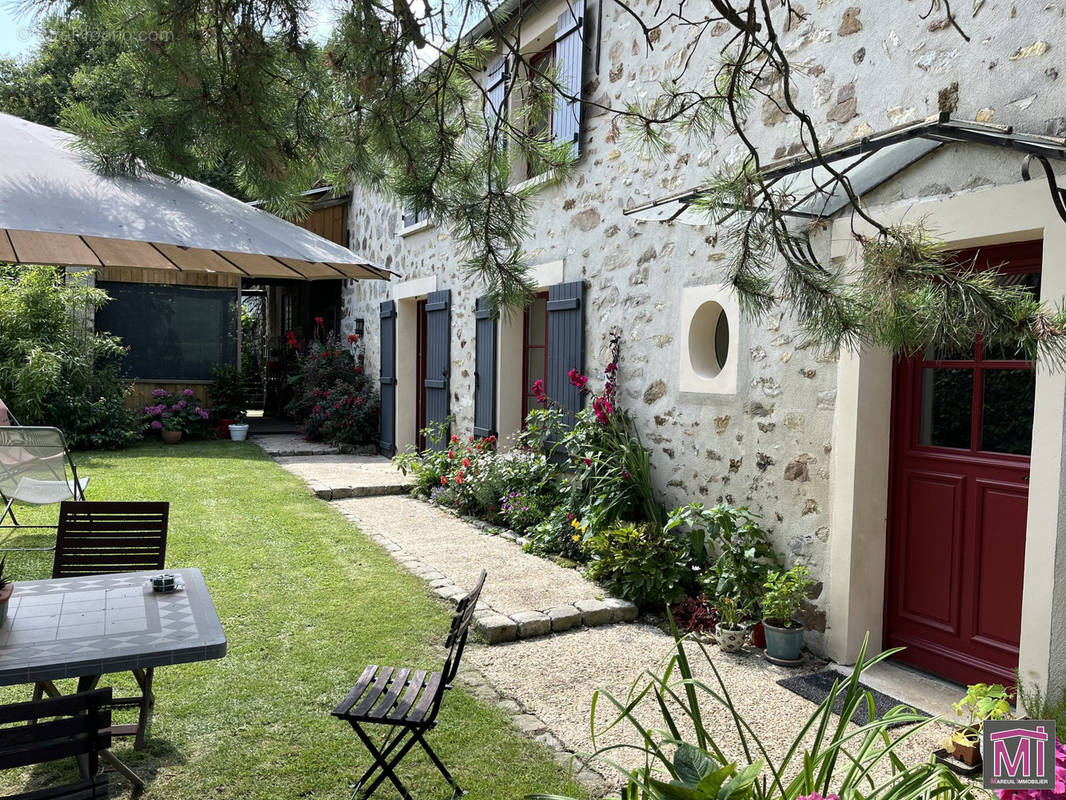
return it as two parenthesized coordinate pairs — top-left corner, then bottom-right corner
(525, 44), (556, 179)
(95, 282), (238, 381)
(521, 292), (549, 419)
(679, 285), (739, 395)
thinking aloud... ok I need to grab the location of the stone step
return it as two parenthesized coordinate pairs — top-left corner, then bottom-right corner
(310, 482), (413, 500)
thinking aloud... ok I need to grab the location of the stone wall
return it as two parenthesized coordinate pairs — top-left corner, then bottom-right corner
(342, 1), (1066, 655)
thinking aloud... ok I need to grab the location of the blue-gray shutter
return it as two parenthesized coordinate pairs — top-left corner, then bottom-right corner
(552, 0), (585, 158)
(378, 300), (397, 456)
(486, 57), (508, 133)
(423, 289), (451, 449)
(546, 280), (584, 428)
(473, 297), (497, 438)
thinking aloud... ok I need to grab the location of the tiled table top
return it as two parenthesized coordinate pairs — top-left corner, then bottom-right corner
(0, 568), (227, 685)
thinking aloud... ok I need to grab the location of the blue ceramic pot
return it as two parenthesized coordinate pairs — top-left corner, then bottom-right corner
(763, 619), (804, 661)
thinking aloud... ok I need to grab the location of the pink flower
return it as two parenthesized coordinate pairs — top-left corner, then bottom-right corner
(568, 369), (589, 390)
(182, 388), (194, 397)
(150, 420), (162, 430)
(583, 458), (592, 467)
(998, 740), (1066, 800)
(532, 379), (547, 405)
(592, 396), (613, 425)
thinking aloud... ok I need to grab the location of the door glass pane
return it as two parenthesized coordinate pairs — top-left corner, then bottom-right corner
(980, 369), (1035, 455)
(526, 348), (545, 387)
(526, 297), (547, 346)
(918, 368), (973, 449)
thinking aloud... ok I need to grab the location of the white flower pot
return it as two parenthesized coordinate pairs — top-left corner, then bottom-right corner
(228, 424), (250, 441)
(715, 623), (747, 653)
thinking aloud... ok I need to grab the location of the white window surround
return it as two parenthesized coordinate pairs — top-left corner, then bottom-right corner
(529, 259), (564, 289)
(398, 217), (434, 238)
(678, 284), (739, 395)
(393, 275), (437, 300)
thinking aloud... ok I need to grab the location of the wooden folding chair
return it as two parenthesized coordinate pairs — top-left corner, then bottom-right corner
(34, 502), (169, 751)
(0, 688), (112, 799)
(332, 571), (486, 800)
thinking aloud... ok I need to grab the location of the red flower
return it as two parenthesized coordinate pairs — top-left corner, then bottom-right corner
(450, 434), (459, 444)
(455, 471), (464, 484)
(568, 369), (589, 390)
(583, 458), (592, 467)
(441, 475), (448, 486)
(314, 316), (324, 325)
(592, 396), (613, 425)
(462, 458), (471, 468)
(448, 450), (455, 459)
(531, 379), (547, 405)
(354, 366), (363, 375)
(348, 333), (359, 343)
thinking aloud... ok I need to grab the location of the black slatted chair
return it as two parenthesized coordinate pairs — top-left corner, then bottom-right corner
(0, 689), (112, 799)
(34, 502), (169, 750)
(332, 570), (486, 800)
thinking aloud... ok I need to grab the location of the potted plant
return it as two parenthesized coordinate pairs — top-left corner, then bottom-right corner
(0, 558), (12, 625)
(714, 596), (748, 653)
(161, 415), (184, 444)
(761, 564), (815, 664)
(210, 364), (248, 440)
(937, 683), (1012, 769)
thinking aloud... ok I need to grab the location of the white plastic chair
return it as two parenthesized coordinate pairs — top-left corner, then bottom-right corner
(0, 425), (89, 549)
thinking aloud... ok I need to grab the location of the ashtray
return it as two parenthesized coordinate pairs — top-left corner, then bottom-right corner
(146, 573), (184, 593)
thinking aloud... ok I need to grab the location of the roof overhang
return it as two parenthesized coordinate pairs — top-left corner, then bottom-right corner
(0, 113), (396, 281)
(624, 114), (1066, 227)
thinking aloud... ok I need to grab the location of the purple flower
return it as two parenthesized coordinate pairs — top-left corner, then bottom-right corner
(182, 389), (195, 397)
(152, 389), (167, 398)
(150, 421), (162, 430)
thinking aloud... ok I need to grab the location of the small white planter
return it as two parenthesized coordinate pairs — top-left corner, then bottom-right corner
(228, 423), (250, 441)
(715, 623), (748, 653)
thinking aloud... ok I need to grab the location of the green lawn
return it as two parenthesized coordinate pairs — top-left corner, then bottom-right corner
(0, 441), (582, 799)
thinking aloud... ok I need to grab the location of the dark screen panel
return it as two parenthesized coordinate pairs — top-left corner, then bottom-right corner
(96, 282), (238, 381)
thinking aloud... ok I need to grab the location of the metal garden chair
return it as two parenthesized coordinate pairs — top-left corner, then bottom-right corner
(0, 688), (112, 799)
(332, 570), (486, 800)
(0, 425), (89, 549)
(33, 501), (169, 751)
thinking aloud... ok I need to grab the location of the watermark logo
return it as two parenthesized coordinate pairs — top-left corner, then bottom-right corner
(983, 720), (1057, 790)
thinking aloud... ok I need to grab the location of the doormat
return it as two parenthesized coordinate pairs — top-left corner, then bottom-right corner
(776, 671), (931, 728)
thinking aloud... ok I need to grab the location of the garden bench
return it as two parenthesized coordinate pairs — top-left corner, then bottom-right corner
(332, 570), (486, 800)
(0, 689), (112, 799)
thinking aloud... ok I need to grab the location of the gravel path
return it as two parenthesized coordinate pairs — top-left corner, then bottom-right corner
(468, 624), (953, 786)
(333, 495), (609, 616)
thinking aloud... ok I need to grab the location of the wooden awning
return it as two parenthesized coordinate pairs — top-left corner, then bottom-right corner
(0, 113), (396, 281)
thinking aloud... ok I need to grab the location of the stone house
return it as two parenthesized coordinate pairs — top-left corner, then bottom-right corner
(340, 1), (1066, 698)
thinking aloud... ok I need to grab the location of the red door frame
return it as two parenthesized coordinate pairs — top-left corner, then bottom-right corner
(415, 299), (428, 449)
(520, 292), (549, 422)
(885, 240), (1039, 685)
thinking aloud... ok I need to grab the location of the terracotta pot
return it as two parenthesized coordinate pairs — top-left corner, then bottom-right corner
(944, 731), (982, 766)
(715, 623), (747, 653)
(161, 430), (182, 444)
(0, 583), (13, 626)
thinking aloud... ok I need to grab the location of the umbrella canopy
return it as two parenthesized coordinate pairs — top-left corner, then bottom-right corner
(0, 112), (393, 281)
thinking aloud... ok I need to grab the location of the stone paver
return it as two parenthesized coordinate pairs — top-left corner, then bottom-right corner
(274, 454), (412, 498)
(468, 624), (952, 787)
(252, 434), (340, 456)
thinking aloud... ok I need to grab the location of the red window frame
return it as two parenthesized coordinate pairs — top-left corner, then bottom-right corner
(906, 242), (1040, 461)
(520, 292), (549, 421)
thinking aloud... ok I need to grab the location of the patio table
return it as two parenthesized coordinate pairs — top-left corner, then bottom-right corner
(0, 567), (227, 789)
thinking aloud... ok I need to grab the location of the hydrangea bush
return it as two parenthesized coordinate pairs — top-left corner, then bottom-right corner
(287, 334), (379, 447)
(141, 387), (211, 436)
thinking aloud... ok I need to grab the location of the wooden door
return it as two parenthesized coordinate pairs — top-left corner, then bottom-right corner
(886, 241), (1039, 685)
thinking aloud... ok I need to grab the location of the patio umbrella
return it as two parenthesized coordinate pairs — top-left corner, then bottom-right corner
(0, 112), (393, 281)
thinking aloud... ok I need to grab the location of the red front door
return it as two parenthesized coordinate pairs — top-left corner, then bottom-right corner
(886, 241), (1039, 686)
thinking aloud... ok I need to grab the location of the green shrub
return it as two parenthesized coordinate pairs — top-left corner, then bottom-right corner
(525, 505), (587, 562)
(585, 522), (696, 608)
(666, 503), (783, 615)
(287, 335), (378, 447)
(762, 564), (815, 625)
(209, 364), (247, 422)
(0, 266), (139, 449)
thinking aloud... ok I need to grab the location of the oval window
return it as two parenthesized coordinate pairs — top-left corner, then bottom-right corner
(688, 300), (730, 378)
